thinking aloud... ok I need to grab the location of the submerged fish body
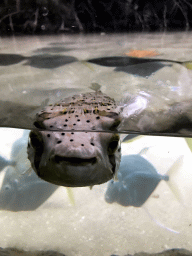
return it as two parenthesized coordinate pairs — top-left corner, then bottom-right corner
(28, 91), (122, 187)
(0, 156), (15, 173)
(105, 154), (170, 207)
(0, 167), (58, 211)
(0, 130), (59, 211)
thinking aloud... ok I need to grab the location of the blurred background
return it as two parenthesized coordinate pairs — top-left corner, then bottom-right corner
(1, 0), (192, 35)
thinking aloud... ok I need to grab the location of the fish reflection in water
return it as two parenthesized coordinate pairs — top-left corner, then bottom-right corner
(105, 149), (184, 233)
(0, 130), (74, 211)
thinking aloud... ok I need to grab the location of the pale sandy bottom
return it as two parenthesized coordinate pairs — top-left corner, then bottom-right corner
(0, 129), (192, 256)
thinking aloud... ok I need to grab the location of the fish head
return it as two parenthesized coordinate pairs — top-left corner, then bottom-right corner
(27, 91), (122, 187)
(28, 130), (121, 187)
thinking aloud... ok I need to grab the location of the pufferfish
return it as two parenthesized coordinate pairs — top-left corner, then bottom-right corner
(27, 91), (122, 187)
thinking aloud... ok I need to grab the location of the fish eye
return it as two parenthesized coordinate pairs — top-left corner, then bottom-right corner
(33, 121), (45, 129)
(29, 131), (44, 170)
(108, 134), (120, 155)
(29, 131), (43, 152)
(109, 118), (121, 131)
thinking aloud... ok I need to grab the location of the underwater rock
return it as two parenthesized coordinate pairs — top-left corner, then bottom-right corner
(133, 248), (192, 256)
(0, 247), (66, 255)
(0, 248), (191, 256)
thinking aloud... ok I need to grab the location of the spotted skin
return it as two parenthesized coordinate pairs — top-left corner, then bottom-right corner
(27, 91), (122, 187)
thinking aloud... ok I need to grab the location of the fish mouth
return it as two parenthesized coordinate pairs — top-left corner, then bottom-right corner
(53, 155), (97, 166)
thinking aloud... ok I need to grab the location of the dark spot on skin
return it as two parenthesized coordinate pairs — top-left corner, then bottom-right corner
(50, 125), (53, 128)
(61, 133), (65, 136)
(96, 116), (100, 119)
(64, 124), (67, 127)
(57, 140), (62, 144)
(91, 143), (94, 146)
(86, 120), (90, 123)
(81, 144), (84, 146)
(71, 132), (74, 134)
(75, 115), (78, 117)
(77, 119), (80, 121)
(92, 127), (96, 130)
(73, 123), (76, 126)
(47, 134), (51, 137)
(65, 119), (68, 122)
(70, 139), (74, 142)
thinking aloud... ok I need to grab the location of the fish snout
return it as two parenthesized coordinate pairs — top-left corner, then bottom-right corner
(51, 132), (98, 159)
(51, 155), (97, 166)
(28, 131), (116, 187)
